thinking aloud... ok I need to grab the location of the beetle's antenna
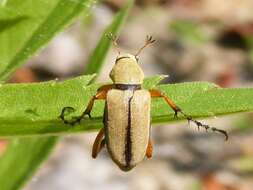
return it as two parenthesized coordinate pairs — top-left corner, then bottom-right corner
(135, 35), (156, 57)
(106, 33), (121, 56)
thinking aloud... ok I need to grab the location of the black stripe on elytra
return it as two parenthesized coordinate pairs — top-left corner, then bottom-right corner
(115, 84), (141, 91)
(125, 95), (133, 167)
(103, 102), (108, 127)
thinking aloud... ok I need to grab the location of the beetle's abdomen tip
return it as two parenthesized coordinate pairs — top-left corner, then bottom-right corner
(119, 164), (135, 172)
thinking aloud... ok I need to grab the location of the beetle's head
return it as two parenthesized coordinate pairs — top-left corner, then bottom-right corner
(109, 35), (155, 85)
(109, 53), (144, 84)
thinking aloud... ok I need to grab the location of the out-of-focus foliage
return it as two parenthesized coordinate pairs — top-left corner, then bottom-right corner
(170, 20), (209, 45)
(0, 0), (96, 81)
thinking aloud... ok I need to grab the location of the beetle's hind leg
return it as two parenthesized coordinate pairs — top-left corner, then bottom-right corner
(92, 128), (105, 158)
(149, 89), (228, 141)
(177, 112), (228, 141)
(146, 138), (153, 158)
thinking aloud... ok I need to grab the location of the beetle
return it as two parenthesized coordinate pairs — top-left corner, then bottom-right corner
(60, 36), (228, 171)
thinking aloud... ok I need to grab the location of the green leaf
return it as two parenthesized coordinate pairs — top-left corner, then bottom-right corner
(152, 83), (253, 123)
(0, 75), (158, 137)
(142, 75), (168, 89)
(0, 76), (252, 137)
(0, 137), (57, 190)
(0, 0), (96, 81)
(84, 0), (134, 76)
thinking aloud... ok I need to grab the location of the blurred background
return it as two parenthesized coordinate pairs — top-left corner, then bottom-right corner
(4, 0), (253, 189)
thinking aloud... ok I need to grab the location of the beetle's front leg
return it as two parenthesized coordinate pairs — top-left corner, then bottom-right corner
(149, 89), (228, 140)
(60, 85), (113, 125)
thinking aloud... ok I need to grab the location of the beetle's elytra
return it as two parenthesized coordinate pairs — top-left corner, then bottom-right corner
(60, 36), (228, 171)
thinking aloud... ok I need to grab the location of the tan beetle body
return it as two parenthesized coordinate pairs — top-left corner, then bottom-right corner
(60, 36), (228, 172)
(105, 54), (151, 171)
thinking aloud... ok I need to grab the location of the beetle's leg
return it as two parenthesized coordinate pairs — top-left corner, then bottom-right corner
(92, 128), (105, 158)
(78, 84), (114, 119)
(149, 89), (228, 141)
(146, 138), (153, 158)
(149, 89), (181, 117)
(60, 85), (113, 125)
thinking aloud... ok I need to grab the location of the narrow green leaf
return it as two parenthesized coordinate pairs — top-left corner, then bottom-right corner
(0, 75), (160, 137)
(0, 0), (96, 81)
(84, 0), (134, 76)
(0, 76), (252, 137)
(0, 74), (96, 122)
(152, 83), (253, 123)
(142, 75), (168, 89)
(0, 137), (57, 190)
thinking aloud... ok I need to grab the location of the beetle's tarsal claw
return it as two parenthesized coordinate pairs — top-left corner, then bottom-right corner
(60, 106), (91, 126)
(60, 106), (77, 125)
(212, 127), (229, 141)
(62, 106), (76, 114)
